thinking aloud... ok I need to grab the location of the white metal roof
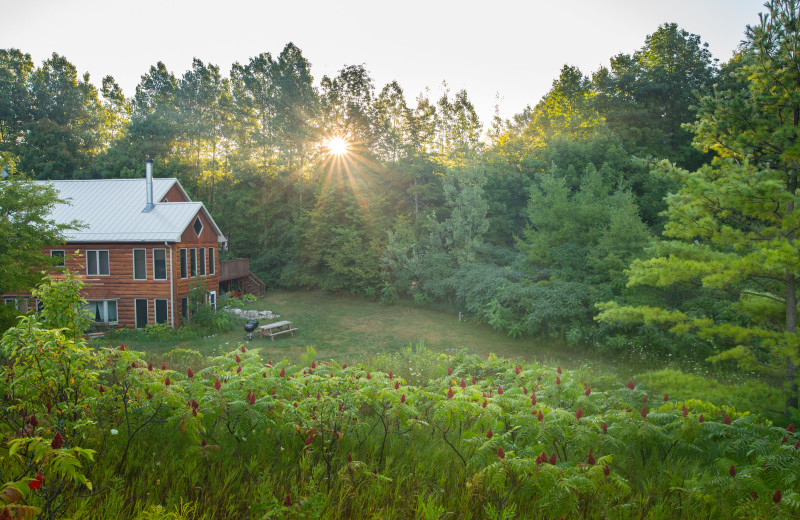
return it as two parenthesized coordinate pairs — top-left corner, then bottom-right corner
(37, 178), (226, 243)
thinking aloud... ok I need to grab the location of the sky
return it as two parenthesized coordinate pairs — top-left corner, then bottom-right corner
(1, 0), (767, 124)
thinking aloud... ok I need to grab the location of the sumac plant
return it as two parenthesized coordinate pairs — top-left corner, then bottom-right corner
(1, 278), (799, 518)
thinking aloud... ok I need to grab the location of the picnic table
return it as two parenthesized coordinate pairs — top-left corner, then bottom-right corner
(257, 320), (297, 340)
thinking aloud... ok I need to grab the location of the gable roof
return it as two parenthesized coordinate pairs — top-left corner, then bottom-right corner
(38, 178), (226, 243)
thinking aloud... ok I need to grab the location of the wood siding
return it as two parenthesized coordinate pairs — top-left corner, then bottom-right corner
(160, 184), (191, 203)
(40, 210), (222, 329)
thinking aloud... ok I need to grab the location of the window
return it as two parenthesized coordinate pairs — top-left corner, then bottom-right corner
(193, 216), (203, 237)
(181, 297), (188, 320)
(86, 250), (110, 276)
(208, 247), (215, 275)
(133, 249), (147, 280)
(135, 299), (148, 329)
(190, 248), (197, 277)
(86, 300), (117, 323)
(198, 248), (206, 276)
(153, 249), (167, 280)
(155, 299), (168, 324)
(180, 249), (187, 279)
(51, 250), (65, 267)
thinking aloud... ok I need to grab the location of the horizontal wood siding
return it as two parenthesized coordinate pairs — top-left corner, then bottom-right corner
(160, 184), (191, 203)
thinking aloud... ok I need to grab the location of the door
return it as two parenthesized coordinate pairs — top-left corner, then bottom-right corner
(135, 299), (148, 329)
(208, 291), (216, 311)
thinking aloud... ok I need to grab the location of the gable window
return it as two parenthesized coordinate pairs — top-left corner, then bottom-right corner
(86, 250), (110, 276)
(133, 249), (147, 280)
(51, 250), (65, 267)
(190, 248), (197, 277)
(198, 248), (206, 276)
(208, 247), (215, 275)
(155, 299), (168, 324)
(153, 249), (167, 280)
(86, 300), (117, 323)
(193, 216), (203, 237)
(180, 249), (187, 279)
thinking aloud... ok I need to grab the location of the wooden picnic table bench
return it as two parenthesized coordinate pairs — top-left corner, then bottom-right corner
(257, 320), (298, 340)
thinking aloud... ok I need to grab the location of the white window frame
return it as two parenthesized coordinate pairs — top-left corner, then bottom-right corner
(193, 216), (203, 237)
(86, 299), (118, 324)
(208, 247), (215, 275)
(180, 248), (187, 279)
(190, 248), (197, 277)
(154, 298), (169, 324)
(153, 248), (167, 280)
(133, 248), (147, 280)
(86, 250), (110, 276)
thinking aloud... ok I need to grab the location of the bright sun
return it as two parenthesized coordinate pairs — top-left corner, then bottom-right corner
(326, 136), (349, 156)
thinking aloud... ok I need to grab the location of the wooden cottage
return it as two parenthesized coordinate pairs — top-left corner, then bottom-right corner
(15, 160), (226, 329)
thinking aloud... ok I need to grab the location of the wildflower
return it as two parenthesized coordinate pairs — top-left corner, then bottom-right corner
(729, 465), (736, 477)
(293, 402), (298, 408)
(585, 387), (591, 396)
(497, 446), (505, 459)
(187, 368), (194, 379)
(664, 393), (669, 401)
(549, 452), (557, 465)
(165, 377), (171, 386)
(536, 451), (546, 464)
(587, 451), (595, 465)
(787, 423), (795, 434)
(241, 345), (246, 353)
(388, 370), (393, 379)
(395, 381), (400, 390)
(235, 354), (241, 363)
(515, 365), (521, 375)
(110, 429), (118, 435)
(682, 404), (688, 417)
(131, 362), (137, 369)
(214, 378), (221, 391)
(28, 472), (43, 490)
(575, 408), (583, 420)
(51, 431), (64, 449)
(773, 489), (782, 504)
(537, 410), (543, 422)
(487, 428), (493, 439)
(29, 415), (38, 428)
(627, 381), (634, 390)
(640, 406), (647, 419)
(162, 362), (166, 370)
(45, 402), (51, 413)
(236, 365), (242, 374)
(308, 369), (313, 375)
(751, 491), (758, 500)
(280, 368), (286, 377)
(602, 422), (607, 434)
(447, 388), (454, 399)
(201, 439), (207, 447)
(557, 366), (562, 374)
(603, 465), (610, 477)
(447, 367), (452, 376)
(366, 372), (371, 380)
(262, 372), (267, 378)
(461, 379), (466, 388)
(531, 394), (536, 405)
(482, 400), (487, 408)
(723, 413), (731, 425)
(147, 392), (152, 400)
(148, 363), (153, 371)
(699, 414), (705, 423)
(248, 393), (256, 406)
(119, 342), (126, 351)
(781, 436), (788, 444)
(342, 364), (347, 369)
(284, 494), (292, 507)
(400, 394), (406, 403)
(556, 376), (561, 386)
(642, 395), (647, 403)
(472, 376), (477, 385)
(497, 385), (503, 395)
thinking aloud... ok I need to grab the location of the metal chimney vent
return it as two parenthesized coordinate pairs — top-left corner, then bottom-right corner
(143, 158), (154, 213)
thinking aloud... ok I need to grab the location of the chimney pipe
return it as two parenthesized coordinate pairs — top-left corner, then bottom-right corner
(143, 158), (154, 212)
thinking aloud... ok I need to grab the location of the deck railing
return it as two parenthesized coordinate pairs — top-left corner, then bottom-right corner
(219, 258), (250, 282)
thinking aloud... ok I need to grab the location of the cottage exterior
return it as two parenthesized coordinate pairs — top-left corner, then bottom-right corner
(11, 163), (226, 329)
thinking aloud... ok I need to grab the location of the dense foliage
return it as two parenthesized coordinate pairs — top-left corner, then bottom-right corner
(1, 277), (798, 519)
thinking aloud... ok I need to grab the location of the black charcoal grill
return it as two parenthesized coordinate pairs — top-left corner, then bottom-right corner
(244, 320), (259, 340)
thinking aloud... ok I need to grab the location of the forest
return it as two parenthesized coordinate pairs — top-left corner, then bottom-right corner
(1, 0), (800, 517)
